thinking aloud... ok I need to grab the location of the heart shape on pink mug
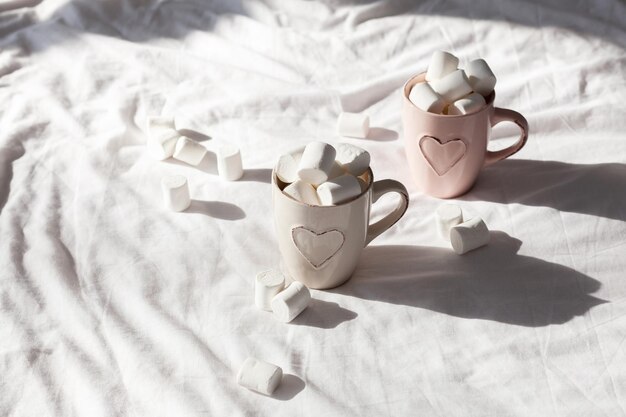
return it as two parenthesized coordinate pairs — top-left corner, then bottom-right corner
(291, 226), (345, 269)
(419, 136), (467, 176)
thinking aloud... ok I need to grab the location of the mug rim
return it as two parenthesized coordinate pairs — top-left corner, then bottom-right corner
(403, 71), (495, 118)
(272, 166), (374, 208)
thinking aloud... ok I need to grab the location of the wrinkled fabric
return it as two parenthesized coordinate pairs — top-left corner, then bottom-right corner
(1, 0), (625, 416)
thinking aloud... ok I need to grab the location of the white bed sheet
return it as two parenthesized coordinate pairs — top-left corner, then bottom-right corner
(1, 0), (626, 415)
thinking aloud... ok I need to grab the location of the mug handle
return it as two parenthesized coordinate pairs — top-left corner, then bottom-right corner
(484, 107), (529, 167)
(365, 179), (409, 246)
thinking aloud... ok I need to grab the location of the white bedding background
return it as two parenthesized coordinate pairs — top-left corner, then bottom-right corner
(1, 0), (625, 415)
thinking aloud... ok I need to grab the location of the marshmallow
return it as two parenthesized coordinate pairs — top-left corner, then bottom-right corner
(161, 175), (191, 212)
(465, 59), (497, 97)
(297, 142), (337, 186)
(146, 128), (180, 160)
(317, 174), (362, 206)
(255, 270), (285, 311)
(173, 136), (207, 166)
(217, 144), (243, 181)
(146, 116), (177, 160)
(425, 50), (459, 82)
(283, 180), (320, 205)
(237, 357), (283, 395)
(448, 92), (486, 116)
(271, 282), (311, 323)
(146, 115), (175, 133)
(335, 143), (370, 176)
(275, 153), (300, 183)
(450, 217), (490, 255)
(337, 112), (370, 138)
(328, 161), (347, 180)
(409, 82), (447, 114)
(430, 69), (473, 103)
(436, 204), (463, 240)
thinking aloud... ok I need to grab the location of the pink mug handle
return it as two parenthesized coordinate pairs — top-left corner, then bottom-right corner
(484, 107), (529, 167)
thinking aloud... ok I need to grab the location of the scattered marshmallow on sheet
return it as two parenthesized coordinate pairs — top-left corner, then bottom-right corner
(409, 82), (447, 114)
(161, 175), (191, 212)
(425, 50), (459, 81)
(255, 270), (286, 311)
(317, 174), (362, 206)
(430, 69), (473, 103)
(297, 141), (337, 186)
(146, 116), (179, 160)
(173, 136), (207, 166)
(237, 357), (283, 395)
(448, 92), (487, 116)
(147, 115), (175, 131)
(283, 180), (320, 205)
(217, 144), (243, 181)
(436, 204), (463, 240)
(337, 112), (370, 138)
(271, 282), (311, 323)
(465, 59), (497, 97)
(450, 217), (490, 254)
(335, 143), (371, 176)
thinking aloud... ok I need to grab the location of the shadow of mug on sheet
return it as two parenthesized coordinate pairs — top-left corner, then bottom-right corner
(333, 231), (605, 327)
(466, 159), (626, 222)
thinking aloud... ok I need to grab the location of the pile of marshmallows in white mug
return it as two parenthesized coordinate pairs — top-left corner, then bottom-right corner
(276, 141), (371, 206)
(144, 116), (244, 212)
(409, 50), (497, 115)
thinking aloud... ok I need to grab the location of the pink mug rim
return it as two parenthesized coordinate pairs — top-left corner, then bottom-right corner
(403, 72), (495, 119)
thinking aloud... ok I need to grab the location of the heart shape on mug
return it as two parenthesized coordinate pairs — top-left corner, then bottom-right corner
(291, 226), (345, 269)
(419, 136), (467, 176)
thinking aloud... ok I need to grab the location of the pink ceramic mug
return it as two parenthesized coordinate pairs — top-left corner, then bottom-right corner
(402, 72), (529, 198)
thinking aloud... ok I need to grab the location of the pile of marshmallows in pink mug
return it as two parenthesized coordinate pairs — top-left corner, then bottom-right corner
(408, 51), (496, 116)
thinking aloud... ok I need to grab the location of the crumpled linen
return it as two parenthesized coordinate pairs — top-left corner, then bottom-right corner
(1, 0), (625, 416)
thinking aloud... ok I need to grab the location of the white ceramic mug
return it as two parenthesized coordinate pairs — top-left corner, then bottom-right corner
(272, 166), (409, 290)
